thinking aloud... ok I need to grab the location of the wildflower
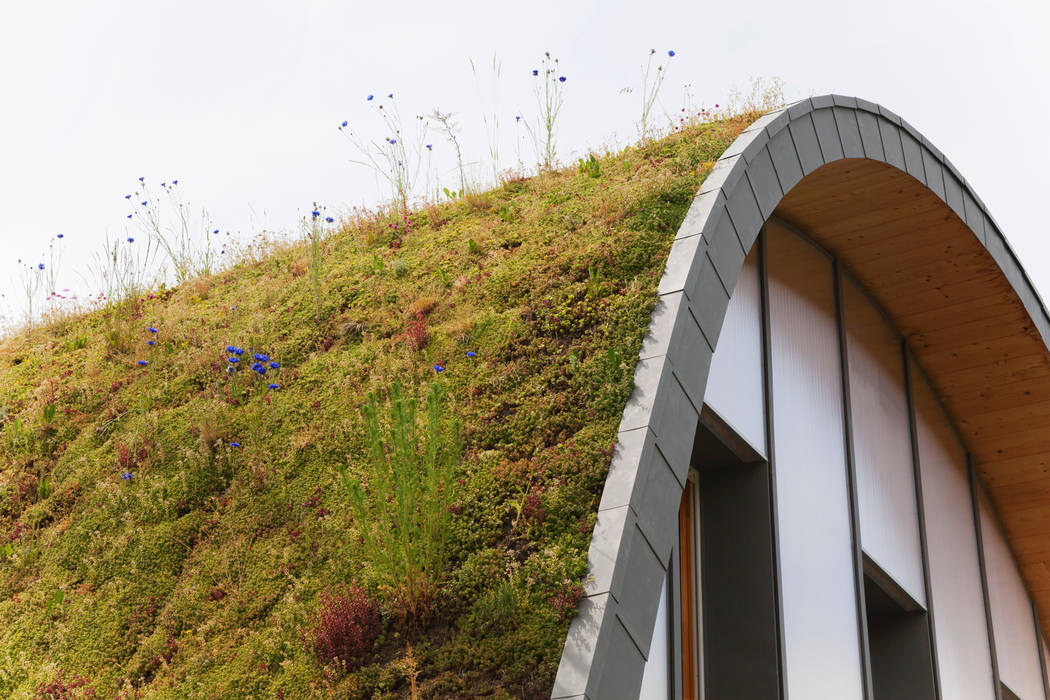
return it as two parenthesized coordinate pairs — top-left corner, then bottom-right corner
(138, 360), (148, 366)
(173, 179), (178, 185)
(141, 201), (147, 206)
(558, 76), (566, 82)
(231, 442), (241, 448)
(228, 357), (239, 363)
(341, 120), (348, 127)
(466, 351), (476, 358)
(433, 364), (445, 373)
(388, 138), (397, 145)
(147, 340), (156, 346)
(532, 69), (538, 76)
(148, 326), (158, 333)
(325, 217), (334, 223)
(253, 353), (269, 362)
(233, 347), (244, 356)
(515, 115), (521, 122)
(312, 210), (320, 218)
(121, 472), (132, 480)
(124, 194), (131, 199)
(367, 94), (374, 101)
(37, 263), (44, 270)
(127, 214), (132, 219)
(213, 229), (219, 234)
(388, 93), (393, 98)
(668, 50), (675, 57)
(56, 233), (64, 238)
(161, 182), (166, 187)
(269, 361), (280, 369)
(251, 362), (262, 372)
(257, 366), (267, 375)
(127, 237), (134, 242)
(225, 345), (236, 353)
(268, 383), (279, 389)
(425, 144), (432, 150)
(138, 177), (144, 182)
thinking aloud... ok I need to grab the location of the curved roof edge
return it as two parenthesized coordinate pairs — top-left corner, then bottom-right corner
(550, 95), (1050, 699)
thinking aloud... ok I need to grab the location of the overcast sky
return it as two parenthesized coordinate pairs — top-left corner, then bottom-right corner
(1, 0), (1047, 329)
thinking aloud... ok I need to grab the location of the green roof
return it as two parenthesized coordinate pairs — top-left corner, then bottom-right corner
(0, 116), (748, 698)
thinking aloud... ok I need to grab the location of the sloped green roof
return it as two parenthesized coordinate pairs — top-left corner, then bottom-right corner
(0, 116), (747, 698)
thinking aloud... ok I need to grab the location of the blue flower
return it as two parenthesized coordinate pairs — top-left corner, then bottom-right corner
(253, 353), (269, 362)
(532, 69), (538, 76)
(121, 472), (132, 480)
(558, 76), (566, 82)
(147, 340), (156, 346)
(225, 345), (236, 353)
(213, 229), (219, 234)
(37, 263), (44, 270)
(138, 177), (144, 182)
(367, 94), (374, 101)
(228, 357), (239, 363)
(668, 50), (675, 57)
(231, 442), (241, 448)
(127, 214), (132, 219)
(251, 362), (262, 371)
(466, 351), (476, 358)
(269, 361), (280, 369)
(268, 383), (279, 389)
(161, 182), (166, 187)
(389, 138), (397, 145)
(433, 364), (445, 373)
(341, 120), (348, 127)
(233, 347), (244, 356)
(257, 366), (267, 375)
(425, 144), (432, 150)
(515, 116), (521, 122)
(326, 217), (334, 223)
(138, 360), (148, 366)
(124, 194), (131, 199)
(388, 93), (393, 98)
(311, 210), (320, 218)
(56, 233), (64, 238)
(148, 326), (158, 333)
(172, 179), (178, 185)
(127, 237), (134, 242)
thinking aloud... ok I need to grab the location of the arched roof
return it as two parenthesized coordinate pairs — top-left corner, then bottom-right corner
(552, 95), (1050, 699)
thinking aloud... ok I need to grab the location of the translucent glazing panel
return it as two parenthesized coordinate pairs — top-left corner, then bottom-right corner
(843, 276), (925, 605)
(980, 488), (1045, 700)
(704, 245), (765, 457)
(912, 361), (996, 700)
(638, 570), (670, 699)
(767, 224), (864, 700)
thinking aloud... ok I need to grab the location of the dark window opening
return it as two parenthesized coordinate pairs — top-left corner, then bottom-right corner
(692, 406), (780, 700)
(863, 557), (937, 700)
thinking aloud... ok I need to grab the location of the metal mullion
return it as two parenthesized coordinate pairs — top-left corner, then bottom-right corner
(902, 343), (943, 699)
(833, 257), (875, 700)
(758, 226), (787, 700)
(968, 454), (1004, 700)
(1032, 599), (1049, 700)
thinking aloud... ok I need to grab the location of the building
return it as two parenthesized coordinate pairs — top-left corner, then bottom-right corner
(552, 96), (1050, 700)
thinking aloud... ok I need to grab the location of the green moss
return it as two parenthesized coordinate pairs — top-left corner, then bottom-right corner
(0, 117), (749, 698)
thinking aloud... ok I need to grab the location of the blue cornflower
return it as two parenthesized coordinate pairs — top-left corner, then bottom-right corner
(558, 76), (566, 82)
(515, 115), (521, 122)
(121, 472), (132, 480)
(341, 120), (348, 127)
(161, 182), (166, 187)
(37, 263), (44, 270)
(532, 69), (538, 76)
(228, 357), (239, 363)
(57, 233), (64, 238)
(124, 194), (131, 199)
(251, 362), (262, 372)
(253, 353), (269, 362)
(425, 144), (432, 150)
(213, 229), (219, 234)
(433, 364), (445, 373)
(138, 177), (144, 182)
(668, 50), (675, 57)
(127, 237), (134, 242)
(388, 93), (393, 98)
(138, 360), (148, 366)
(225, 345), (236, 353)
(311, 210), (320, 218)
(257, 366), (267, 375)
(326, 217), (334, 223)
(367, 94), (374, 101)
(148, 326), (158, 333)
(147, 340), (156, 346)
(172, 179), (178, 185)
(268, 383), (279, 389)
(466, 351), (476, 358)
(127, 214), (132, 219)
(141, 201), (147, 206)
(269, 361), (280, 369)
(233, 347), (244, 356)
(388, 138), (397, 145)
(231, 442), (241, 448)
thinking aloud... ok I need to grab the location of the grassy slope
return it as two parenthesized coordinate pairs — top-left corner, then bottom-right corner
(0, 117), (747, 699)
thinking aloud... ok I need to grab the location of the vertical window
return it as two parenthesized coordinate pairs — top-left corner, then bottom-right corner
(767, 222), (865, 699)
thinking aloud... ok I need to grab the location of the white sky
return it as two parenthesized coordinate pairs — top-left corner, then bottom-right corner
(1, 0), (1048, 328)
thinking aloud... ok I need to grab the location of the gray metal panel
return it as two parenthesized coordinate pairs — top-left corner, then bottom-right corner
(592, 618), (648, 700)
(921, 148), (947, 200)
(748, 147), (785, 219)
(964, 191), (987, 245)
(900, 131), (926, 184)
(786, 97), (815, 120)
(597, 427), (658, 513)
(552, 592), (613, 698)
(878, 117), (906, 171)
(834, 107), (865, 158)
(856, 110), (885, 160)
(813, 108), (845, 161)
(789, 113), (826, 175)
(631, 445), (686, 558)
(768, 127), (804, 194)
(943, 172), (967, 221)
(686, 254), (732, 350)
(675, 190), (724, 240)
(699, 154), (746, 195)
(614, 525), (670, 656)
(706, 210), (747, 295)
(657, 233), (706, 297)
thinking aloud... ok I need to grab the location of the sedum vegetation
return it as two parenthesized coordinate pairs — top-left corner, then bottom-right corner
(0, 115), (750, 698)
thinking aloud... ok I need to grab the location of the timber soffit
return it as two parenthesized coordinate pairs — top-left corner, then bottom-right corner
(550, 95), (1050, 699)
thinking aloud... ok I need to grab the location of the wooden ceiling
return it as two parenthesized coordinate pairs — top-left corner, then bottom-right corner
(774, 158), (1050, 633)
